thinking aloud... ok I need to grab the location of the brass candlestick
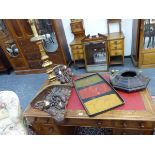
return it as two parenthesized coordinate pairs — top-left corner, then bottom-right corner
(28, 19), (59, 83)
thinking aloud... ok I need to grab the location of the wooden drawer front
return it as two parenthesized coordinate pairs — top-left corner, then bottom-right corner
(109, 40), (123, 46)
(142, 53), (155, 65)
(23, 48), (40, 54)
(71, 23), (84, 33)
(18, 40), (28, 47)
(28, 60), (42, 69)
(34, 117), (54, 124)
(18, 40), (36, 47)
(110, 43), (123, 50)
(71, 44), (83, 50)
(32, 123), (59, 135)
(73, 53), (84, 60)
(115, 121), (153, 129)
(65, 119), (114, 128)
(25, 52), (41, 60)
(13, 58), (28, 69)
(110, 50), (123, 56)
(72, 49), (84, 54)
(114, 128), (153, 135)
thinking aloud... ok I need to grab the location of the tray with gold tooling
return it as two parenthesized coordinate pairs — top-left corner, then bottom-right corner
(73, 73), (124, 116)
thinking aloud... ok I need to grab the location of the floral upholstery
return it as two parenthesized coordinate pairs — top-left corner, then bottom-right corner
(0, 91), (27, 135)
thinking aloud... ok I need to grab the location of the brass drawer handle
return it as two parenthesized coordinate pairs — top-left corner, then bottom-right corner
(97, 121), (102, 126)
(122, 122), (127, 128)
(140, 122), (145, 128)
(114, 46), (117, 50)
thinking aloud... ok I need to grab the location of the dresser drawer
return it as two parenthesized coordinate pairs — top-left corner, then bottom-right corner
(73, 53), (84, 60)
(72, 49), (84, 54)
(110, 43), (123, 50)
(110, 50), (123, 56)
(71, 44), (83, 50)
(109, 39), (123, 46)
(114, 121), (154, 129)
(73, 54), (79, 60)
(113, 128), (153, 135)
(65, 118), (114, 128)
(79, 54), (84, 59)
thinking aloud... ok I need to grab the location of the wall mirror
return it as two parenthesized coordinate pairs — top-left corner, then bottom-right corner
(35, 19), (58, 53)
(143, 19), (155, 49)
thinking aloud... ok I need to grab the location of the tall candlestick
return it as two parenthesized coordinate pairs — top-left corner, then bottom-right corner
(28, 19), (58, 83)
(28, 19), (39, 37)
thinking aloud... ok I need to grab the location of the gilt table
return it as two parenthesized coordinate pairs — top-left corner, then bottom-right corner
(24, 74), (155, 135)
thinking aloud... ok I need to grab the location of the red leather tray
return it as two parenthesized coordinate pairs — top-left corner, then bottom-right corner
(66, 75), (146, 111)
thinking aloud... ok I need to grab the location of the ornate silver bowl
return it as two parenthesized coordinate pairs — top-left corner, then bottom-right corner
(110, 70), (150, 92)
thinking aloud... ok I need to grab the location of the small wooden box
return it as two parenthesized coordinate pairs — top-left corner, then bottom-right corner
(70, 19), (85, 34)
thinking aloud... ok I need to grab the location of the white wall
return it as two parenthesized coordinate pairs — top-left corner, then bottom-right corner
(62, 19), (133, 57)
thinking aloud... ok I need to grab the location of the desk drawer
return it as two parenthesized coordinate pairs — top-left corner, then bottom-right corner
(110, 50), (123, 56)
(65, 119), (114, 128)
(32, 123), (58, 135)
(114, 121), (153, 129)
(34, 117), (54, 124)
(113, 128), (153, 135)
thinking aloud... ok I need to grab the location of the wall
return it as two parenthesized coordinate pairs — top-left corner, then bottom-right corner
(62, 19), (133, 57)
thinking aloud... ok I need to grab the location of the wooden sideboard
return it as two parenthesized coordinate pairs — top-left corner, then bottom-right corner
(24, 74), (155, 135)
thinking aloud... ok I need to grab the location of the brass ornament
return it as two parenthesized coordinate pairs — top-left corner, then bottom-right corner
(28, 19), (73, 123)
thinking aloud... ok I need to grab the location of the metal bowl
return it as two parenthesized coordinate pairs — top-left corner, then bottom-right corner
(110, 70), (150, 92)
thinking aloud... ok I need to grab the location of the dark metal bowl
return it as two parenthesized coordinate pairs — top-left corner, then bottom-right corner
(110, 70), (150, 92)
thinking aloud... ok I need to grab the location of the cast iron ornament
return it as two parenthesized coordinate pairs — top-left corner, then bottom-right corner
(33, 86), (71, 123)
(53, 65), (73, 85)
(110, 70), (150, 92)
(32, 65), (73, 123)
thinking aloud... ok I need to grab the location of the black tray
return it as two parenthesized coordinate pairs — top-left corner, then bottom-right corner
(74, 73), (124, 116)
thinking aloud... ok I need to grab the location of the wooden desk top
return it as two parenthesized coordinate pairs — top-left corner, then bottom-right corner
(24, 74), (155, 122)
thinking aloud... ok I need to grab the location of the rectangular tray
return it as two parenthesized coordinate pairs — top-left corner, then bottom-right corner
(74, 73), (124, 116)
